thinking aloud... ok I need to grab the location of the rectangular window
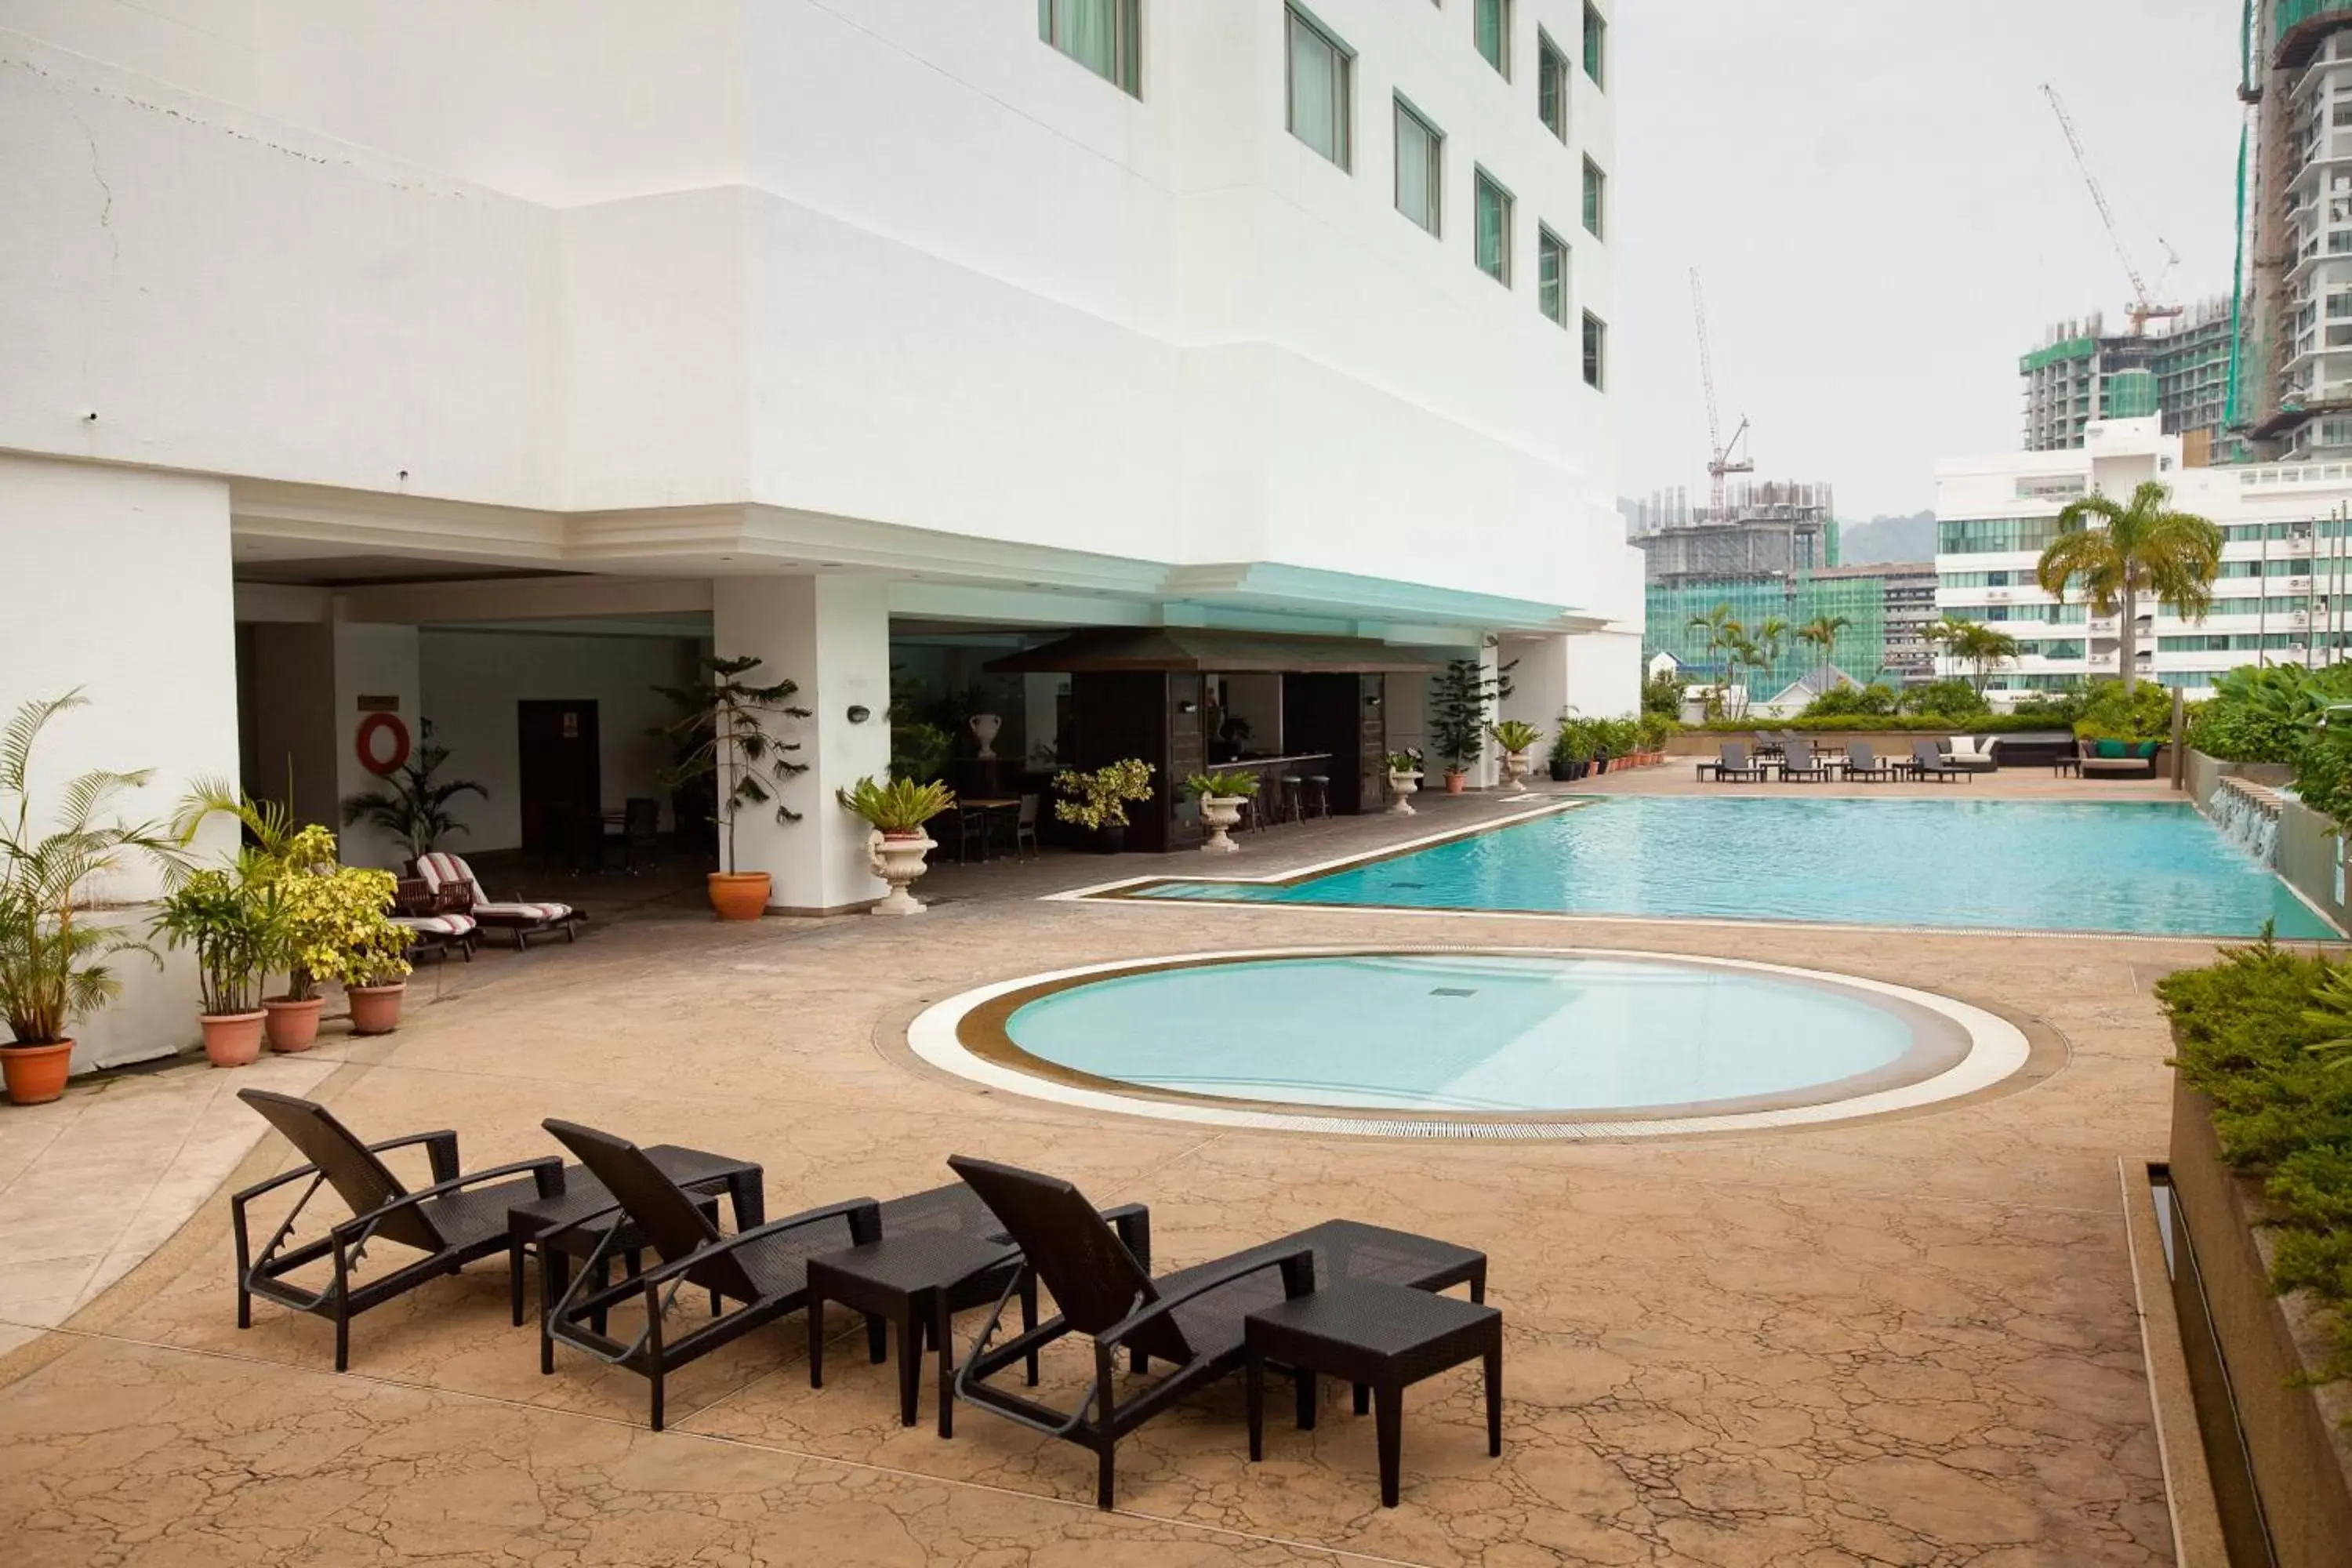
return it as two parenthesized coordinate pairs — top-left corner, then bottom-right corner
(1475, 169), (1513, 284)
(1583, 2), (1606, 86)
(1475, 0), (1511, 77)
(1582, 157), (1606, 238)
(1537, 30), (1570, 140)
(1537, 227), (1568, 325)
(1286, 6), (1352, 169)
(1582, 311), (1606, 387)
(1394, 97), (1443, 235)
(1039, 0), (1141, 96)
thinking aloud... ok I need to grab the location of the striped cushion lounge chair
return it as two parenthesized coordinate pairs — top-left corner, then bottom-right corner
(390, 910), (477, 961)
(416, 851), (584, 949)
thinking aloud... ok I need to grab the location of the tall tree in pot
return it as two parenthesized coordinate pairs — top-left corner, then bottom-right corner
(1430, 657), (1511, 793)
(654, 655), (812, 920)
(0, 693), (180, 1105)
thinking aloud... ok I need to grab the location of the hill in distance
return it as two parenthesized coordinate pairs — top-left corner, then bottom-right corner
(1835, 510), (1934, 565)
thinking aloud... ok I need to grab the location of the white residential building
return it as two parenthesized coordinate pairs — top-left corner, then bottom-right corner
(0, 2), (1635, 1067)
(1934, 416), (2352, 700)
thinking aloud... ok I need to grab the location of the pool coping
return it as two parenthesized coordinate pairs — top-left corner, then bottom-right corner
(1050, 796), (2350, 945)
(905, 945), (2042, 1141)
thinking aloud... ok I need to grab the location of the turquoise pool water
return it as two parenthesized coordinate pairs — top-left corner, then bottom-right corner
(1137, 797), (2332, 938)
(1003, 953), (1919, 1112)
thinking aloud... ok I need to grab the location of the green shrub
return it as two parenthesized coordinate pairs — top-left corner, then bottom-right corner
(1896, 679), (1991, 721)
(2072, 680), (2176, 742)
(2190, 662), (2352, 764)
(1798, 683), (1899, 720)
(1695, 713), (2063, 735)
(2158, 935), (2352, 1380)
(1641, 669), (1686, 718)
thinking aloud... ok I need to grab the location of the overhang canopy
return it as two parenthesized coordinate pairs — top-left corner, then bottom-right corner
(985, 626), (1443, 674)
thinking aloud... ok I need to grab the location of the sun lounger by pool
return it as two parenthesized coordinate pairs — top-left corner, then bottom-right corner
(1843, 742), (1896, 782)
(1697, 742), (1767, 782)
(1906, 739), (1969, 783)
(1777, 738), (1832, 782)
(415, 851), (584, 949)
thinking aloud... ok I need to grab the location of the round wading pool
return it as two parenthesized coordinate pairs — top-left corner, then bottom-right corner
(906, 949), (2035, 1140)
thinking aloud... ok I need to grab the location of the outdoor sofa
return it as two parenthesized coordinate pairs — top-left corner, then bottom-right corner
(2078, 738), (2161, 779)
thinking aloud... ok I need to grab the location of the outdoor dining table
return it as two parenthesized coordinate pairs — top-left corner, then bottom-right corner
(958, 797), (1022, 862)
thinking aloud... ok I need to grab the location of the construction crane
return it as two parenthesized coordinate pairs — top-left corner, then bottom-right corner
(2041, 82), (2183, 336)
(1690, 268), (1752, 517)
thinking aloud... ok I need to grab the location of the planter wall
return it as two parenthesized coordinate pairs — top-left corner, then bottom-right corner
(2277, 794), (2352, 935)
(2169, 1078), (2352, 1568)
(2187, 748), (2297, 811)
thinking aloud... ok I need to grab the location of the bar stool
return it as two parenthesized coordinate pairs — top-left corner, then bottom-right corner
(1302, 775), (1330, 818)
(1276, 775), (1305, 825)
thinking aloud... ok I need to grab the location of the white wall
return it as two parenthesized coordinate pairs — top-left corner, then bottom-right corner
(416, 630), (702, 852)
(0, 5), (1633, 628)
(332, 624), (421, 870)
(0, 454), (239, 1069)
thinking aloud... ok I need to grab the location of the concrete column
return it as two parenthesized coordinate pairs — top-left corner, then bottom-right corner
(331, 623), (423, 869)
(713, 575), (891, 915)
(1472, 641), (1502, 789)
(1497, 633), (1571, 772)
(0, 455), (240, 1069)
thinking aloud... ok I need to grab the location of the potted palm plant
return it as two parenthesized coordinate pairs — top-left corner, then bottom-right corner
(1184, 771), (1260, 853)
(151, 849), (285, 1069)
(1386, 750), (1424, 815)
(1552, 718), (1594, 781)
(1052, 760), (1154, 852)
(338, 720), (486, 866)
(1, 694), (178, 1105)
(837, 775), (957, 915)
(654, 655), (812, 920)
(1487, 720), (1544, 787)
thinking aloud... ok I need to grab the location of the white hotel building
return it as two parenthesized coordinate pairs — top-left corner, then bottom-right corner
(0, 2), (1636, 1058)
(1935, 416), (2352, 699)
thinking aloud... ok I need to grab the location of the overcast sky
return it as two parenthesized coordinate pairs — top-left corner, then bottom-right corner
(1616, 0), (2247, 520)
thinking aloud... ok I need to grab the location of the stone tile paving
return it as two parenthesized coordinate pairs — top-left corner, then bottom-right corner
(0, 772), (2255, 1564)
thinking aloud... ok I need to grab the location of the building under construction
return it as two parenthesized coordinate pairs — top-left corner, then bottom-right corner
(2241, 1), (2352, 459)
(1632, 481), (1838, 584)
(2020, 299), (2237, 456)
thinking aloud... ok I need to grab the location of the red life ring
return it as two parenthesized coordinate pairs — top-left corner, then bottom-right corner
(355, 713), (412, 776)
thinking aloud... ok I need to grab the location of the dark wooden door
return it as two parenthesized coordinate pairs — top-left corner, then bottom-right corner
(517, 700), (601, 858)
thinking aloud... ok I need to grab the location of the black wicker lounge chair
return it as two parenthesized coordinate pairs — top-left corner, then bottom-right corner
(1696, 741), (1767, 782)
(946, 1154), (1318, 1509)
(1907, 739), (1968, 783)
(1843, 742), (1897, 782)
(540, 1119), (885, 1430)
(232, 1088), (565, 1371)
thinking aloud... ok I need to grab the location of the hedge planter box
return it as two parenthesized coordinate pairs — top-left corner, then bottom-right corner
(2168, 1076), (2352, 1568)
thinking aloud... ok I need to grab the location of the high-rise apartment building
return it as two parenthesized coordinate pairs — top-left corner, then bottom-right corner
(2020, 303), (2235, 456)
(2244, 2), (2352, 459)
(1936, 416), (2352, 699)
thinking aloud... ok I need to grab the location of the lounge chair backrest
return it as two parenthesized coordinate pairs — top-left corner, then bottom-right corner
(1911, 739), (1944, 767)
(542, 1119), (751, 1298)
(1784, 738), (1811, 767)
(1719, 741), (1751, 768)
(948, 1154), (1194, 1363)
(239, 1088), (445, 1251)
(416, 851), (485, 906)
(1846, 742), (1874, 768)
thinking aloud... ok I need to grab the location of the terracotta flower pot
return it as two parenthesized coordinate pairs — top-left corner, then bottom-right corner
(1444, 771), (1468, 794)
(2, 1039), (74, 1105)
(263, 996), (325, 1053)
(348, 984), (405, 1036)
(707, 871), (771, 921)
(200, 1011), (266, 1069)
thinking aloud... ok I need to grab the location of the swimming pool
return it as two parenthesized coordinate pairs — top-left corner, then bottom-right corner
(1132, 797), (2332, 939)
(908, 947), (2034, 1137)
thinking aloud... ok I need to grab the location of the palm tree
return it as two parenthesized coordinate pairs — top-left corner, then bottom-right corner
(1796, 614), (1850, 669)
(1752, 616), (1791, 686)
(1686, 604), (1744, 684)
(1723, 633), (1762, 717)
(1925, 617), (2023, 695)
(2038, 480), (2223, 691)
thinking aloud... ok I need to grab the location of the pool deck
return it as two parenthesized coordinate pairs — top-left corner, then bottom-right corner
(0, 766), (2261, 1565)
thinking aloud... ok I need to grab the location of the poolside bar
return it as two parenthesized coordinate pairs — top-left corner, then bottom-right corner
(988, 628), (1437, 851)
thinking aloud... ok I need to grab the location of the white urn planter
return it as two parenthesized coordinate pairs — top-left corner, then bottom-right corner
(867, 830), (936, 916)
(1501, 751), (1532, 787)
(968, 713), (1002, 760)
(1199, 795), (1247, 853)
(1388, 771), (1422, 815)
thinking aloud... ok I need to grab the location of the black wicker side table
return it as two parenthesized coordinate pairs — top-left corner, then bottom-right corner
(1244, 1281), (1502, 1508)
